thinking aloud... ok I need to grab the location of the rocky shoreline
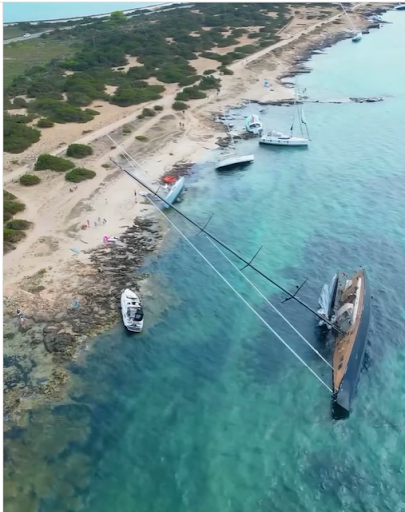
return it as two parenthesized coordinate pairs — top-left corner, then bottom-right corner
(3, 216), (163, 429)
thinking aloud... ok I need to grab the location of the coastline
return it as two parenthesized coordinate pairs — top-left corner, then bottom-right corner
(3, 3), (392, 429)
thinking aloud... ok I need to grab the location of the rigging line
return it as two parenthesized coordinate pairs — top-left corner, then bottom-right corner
(107, 134), (341, 333)
(206, 237), (334, 371)
(144, 194), (333, 394)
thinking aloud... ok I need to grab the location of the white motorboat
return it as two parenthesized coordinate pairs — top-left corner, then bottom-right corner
(120, 289), (144, 333)
(245, 114), (263, 135)
(259, 85), (310, 147)
(352, 32), (362, 42)
(215, 153), (254, 170)
(339, 3), (362, 42)
(162, 177), (185, 209)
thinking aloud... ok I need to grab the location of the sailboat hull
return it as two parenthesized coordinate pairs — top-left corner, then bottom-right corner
(259, 136), (308, 147)
(332, 270), (371, 419)
(215, 154), (254, 170)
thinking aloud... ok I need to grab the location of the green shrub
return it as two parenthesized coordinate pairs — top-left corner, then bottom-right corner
(172, 101), (188, 111)
(20, 174), (41, 186)
(203, 69), (216, 75)
(28, 98), (97, 124)
(65, 167), (96, 182)
(35, 154), (75, 172)
(4, 228), (26, 244)
(6, 219), (32, 230)
(66, 143), (93, 158)
(135, 135), (148, 142)
(123, 126), (132, 134)
(199, 75), (221, 91)
(13, 97), (28, 108)
(219, 67), (234, 75)
(101, 163), (110, 168)
(4, 191), (17, 201)
(3, 212), (13, 222)
(141, 108), (155, 117)
(178, 75), (200, 87)
(176, 86), (206, 101)
(153, 105), (164, 111)
(4, 114), (41, 153)
(4, 201), (26, 216)
(37, 118), (55, 128)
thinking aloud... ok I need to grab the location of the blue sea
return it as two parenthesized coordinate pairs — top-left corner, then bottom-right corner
(4, 10), (405, 512)
(3, 2), (159, 23)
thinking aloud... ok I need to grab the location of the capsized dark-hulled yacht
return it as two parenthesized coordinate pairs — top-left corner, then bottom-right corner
(317, 269), (371, 419)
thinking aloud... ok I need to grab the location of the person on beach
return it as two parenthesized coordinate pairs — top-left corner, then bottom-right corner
(134, 190), (137, 203)
(98, 217), (101, 223)
(103, 218), (107, 224)
(87, 219), (90, 228)
(94, 220), (97, 228)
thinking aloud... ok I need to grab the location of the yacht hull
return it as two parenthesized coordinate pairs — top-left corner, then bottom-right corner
(332, 270), (371, 419)
(259, 137), (308, 147)
(163, 177), (185, 209)
(215, 154), (254, 170)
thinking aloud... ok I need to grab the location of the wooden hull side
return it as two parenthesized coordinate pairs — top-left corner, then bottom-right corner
(332, 270), (371, 419)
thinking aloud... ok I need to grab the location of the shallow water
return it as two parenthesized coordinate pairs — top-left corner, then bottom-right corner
(4, 11), (405, 512)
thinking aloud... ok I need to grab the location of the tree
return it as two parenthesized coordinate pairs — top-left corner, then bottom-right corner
(110, 11), (127, 24)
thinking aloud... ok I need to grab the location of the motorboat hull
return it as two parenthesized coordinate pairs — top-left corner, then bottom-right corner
(215, 154), (254, 170)
(120, 289), (144, 333)
(352, 33), (362, 42)
(163, 177), (185, 209)
(332, 270), (371, 419)
(259, 136), (308, 147)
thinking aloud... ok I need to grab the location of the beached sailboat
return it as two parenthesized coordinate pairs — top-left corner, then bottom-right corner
(340, 2), (362, 42)
(245, 114), (263, 135)
(216, 121), (254, 170)
(120, 289), (144, 333)
(317, 269), (371, 418)
(161, 177), (185, 209)
(259, 87), (310, 147)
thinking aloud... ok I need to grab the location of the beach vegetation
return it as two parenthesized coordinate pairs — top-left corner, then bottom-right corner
(135, 135), (148, 142)
(4, 200), (26, 216)
(66, 143), (93, 158)
(65, 168), (97, 182)
(123, 125), (132, 134)
(101, 163), (110, 168)
(153, 105), (164, 111)
(35, 154), (75, 172)
(219, 67), (234, 75)
(6, 219), (33, 230)
(4, 2), (293, 152)
(4, 114), (41, 153)
(203, 69), (216, 75)
(198, 75), (221, 91)
(20, 174), (41, 186)
(141, 108), (155, 117)
(3, 228), (27, 245)
(4, 191), (17, 202)
(172, 101), (188, 111)
(176, 86), (207, 101)
(37, 118), (55, 128)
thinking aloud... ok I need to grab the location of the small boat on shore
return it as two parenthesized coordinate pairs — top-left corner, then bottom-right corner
(340, 2), (362, 42)
(245, 114), (263, 135)
(162, 177), (185, 209)
(216, 120), (254, 170)
(317, 268), (371, 419)
(394, 3), (405, 10)
(120, 289), (144, 333)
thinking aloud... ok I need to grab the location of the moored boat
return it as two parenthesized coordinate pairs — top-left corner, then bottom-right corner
(317, 269), (371, 419)
(259, 130), (309, 146)
(162, 177), (185, 208)
(120, 289), (144, 333)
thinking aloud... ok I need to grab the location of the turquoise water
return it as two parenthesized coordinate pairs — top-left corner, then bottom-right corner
(3, 2), (159, 23)
(4, 11), (405, 512)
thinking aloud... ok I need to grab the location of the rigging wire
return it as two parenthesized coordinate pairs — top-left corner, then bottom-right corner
(206, 237), (335, 371)
(106, 133), (341, 334)
(144, 193), (333, 394)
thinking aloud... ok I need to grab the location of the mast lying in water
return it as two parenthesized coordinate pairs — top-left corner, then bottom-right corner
(107, 134), (340, 333)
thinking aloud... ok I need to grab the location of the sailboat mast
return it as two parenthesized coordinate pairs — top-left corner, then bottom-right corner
(108, 139), (340, 332)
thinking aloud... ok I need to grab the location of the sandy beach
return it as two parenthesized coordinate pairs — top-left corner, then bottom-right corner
(3, 3), (381, 426)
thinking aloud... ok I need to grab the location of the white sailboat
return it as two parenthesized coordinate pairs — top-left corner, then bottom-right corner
(259, 86), (310, 147)
(245, 114), (263, 135)
(340, 3), (362, 42)
(120, 289), (144, 333)
(216, 120), (254, 170)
